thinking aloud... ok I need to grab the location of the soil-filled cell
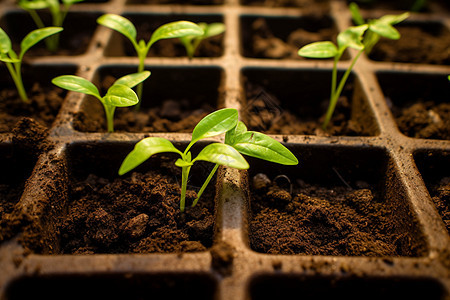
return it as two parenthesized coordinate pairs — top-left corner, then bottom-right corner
(241, 0), (329, 8)
(48, 142), (217, 254)
(247, 145), (427, 256)
(240, 15), (337, 60)
(73, 65), (223, 133)
(249, 275), (448, 300)
(0, 64), (77, 133)
(242, 68), (379, 136)
(376, 71), (450, 140)
(369, 22), (450, 65)
(0, 11), (101, 56)
(414, 150), (450, 235)
(103, 14), (224, 58)
(4, 273), (218, 300)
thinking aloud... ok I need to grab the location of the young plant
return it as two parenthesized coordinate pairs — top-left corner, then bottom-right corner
(298, 6), (408, 130)
(97, 14), (204, 107)
(179, 22), (225, 59)
(52, 71), (150, 133)
(18, 0), (85, 52)
(119, 108), (298, 212)
(0, 26), (63, 102)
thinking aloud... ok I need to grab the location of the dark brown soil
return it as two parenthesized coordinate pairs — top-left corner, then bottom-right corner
(394, 101), (450, 140)
(0, 83), (65, 133)
(245, 82), (366, 136)
(59, 166), (216, 254)
(370, 25), (450, 65)
(242, 0), (329, 8)
(430, 177), (450, 234)
(244, 17), (335, 59)
(249, 173), (421, 256)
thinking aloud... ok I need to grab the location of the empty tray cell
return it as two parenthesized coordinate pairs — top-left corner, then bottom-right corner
(32, 141), (218, 254)
(240, 15), (338, 60)
(248, 274), (448, 300)
(0, 64), (78, 132)
(414, 150), (450, 235)
(73, 65), (223, 133)
(0, 11), (101, 56)
(376, 71), (450, 140)
(241, 0), (330, 9)
(103, 13), (224, 58)
(242, 67), (379, 136)
(369, 21), (450, 65)
(247, 145), (427, 256)
(4, 273), (218, 300)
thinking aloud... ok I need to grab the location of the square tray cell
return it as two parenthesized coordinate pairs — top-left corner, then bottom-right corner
(376, 71), (450, 140)
(240, 15), (338, 60)
(248, 274), (448, 300)
(29, 141), (218, 254)
(103, 13), (224, 58)
(241, 67), (379, 136)
(247, 145), (427, 256)
(0, 64), (78, 132)
(73, 65), (224, 133)
(0, 11), (101, 56)
(369, 21), (450, 65)
(414, 150), (450, 235)
(4, 273), (218, 300)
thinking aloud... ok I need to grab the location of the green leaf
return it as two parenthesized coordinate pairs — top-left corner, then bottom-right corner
(337, 25), (368, 50)
(103, 84), (139, 107)
(0, 27), (12, 54)
(378, 12), (409, 25)
(349, 2), (365, 26)
(202, 22), (226, 39)
(191, 108), (238, 144)
(149, 21), (203, 47)
(97, 14), (137, 43)
(119, 137), (182, 175)
(19, 0), (49, 10)
(232, 132), (298, 165)
(298, 41), (338, 58)
(52, 75), (101, 99)
(114, 71), (151, 88)
(369, 22), (400, 39)
(225, 121), (247, 145)
(0, 53), (19, 63)
(62, 0), (85, 4)
(175, 159), (193, 167)
(20, 27), (63, 59)
(194, 143), (249, 169)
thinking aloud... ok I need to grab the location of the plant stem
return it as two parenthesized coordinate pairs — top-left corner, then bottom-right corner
(192, 163), (219, 208)
(322, 49), (363, 130)
(180, 165), (192, 212)
(103, 104), (115, 133)
(135, 51), (147, 110)
(6, 61), (28, 102)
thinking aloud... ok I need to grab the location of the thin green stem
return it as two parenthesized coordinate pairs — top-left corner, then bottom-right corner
(103, 104), (115, 133)
(330, 55), (339, 102)
(6, 61), (28, 102)
(134, 50), (147, 110)
(323, 49), (363, 130)
(180, 165), (192, 212)
(192, 164), (219, 208)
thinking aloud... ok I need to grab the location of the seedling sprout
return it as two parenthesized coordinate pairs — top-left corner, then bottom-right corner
(0, 26), (63, 102)
(18, 0), (85, 52)
(97, 14), (204, 107)
(298, 4), (408, 130)
(179, 22), (225, 59)
(52, 71), (150, 132)
(119, 108), (298, 212)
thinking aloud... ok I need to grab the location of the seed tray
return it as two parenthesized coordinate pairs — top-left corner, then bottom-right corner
(0, 0), (449, 299)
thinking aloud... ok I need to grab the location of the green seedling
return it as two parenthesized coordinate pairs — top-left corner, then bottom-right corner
(298, 5), (408, 130)
(52, 71), (150, 133)
(97, 14), (204, 107)
(179, 22), (225, 59)
(119, 108), (298, 212)
(18, 0), (84, 52)
(0, 26), (63, 102)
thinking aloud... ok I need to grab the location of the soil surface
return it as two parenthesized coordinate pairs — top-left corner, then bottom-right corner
(242, 0), (329, 8)
(59, 165), (216, 254)
(393, 101), (450, 140)
(245, 82), (366, 136)
(370, 25), (450, 65)
(249, 173), (422, 256)
(430, 177), (450, 234)
(244, 17), (335, 59)
(0, 83), (65, 133)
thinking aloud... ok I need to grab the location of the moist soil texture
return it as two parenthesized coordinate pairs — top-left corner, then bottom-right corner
(245, 17), (334, 59)
(430, 177), (450, 234)
(0, 84), (65, 133)
(58, 166), (216, 254)
(370, 25), (450, 65)
(249, 173), (422, 256)
(393, 101), (450, 140)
